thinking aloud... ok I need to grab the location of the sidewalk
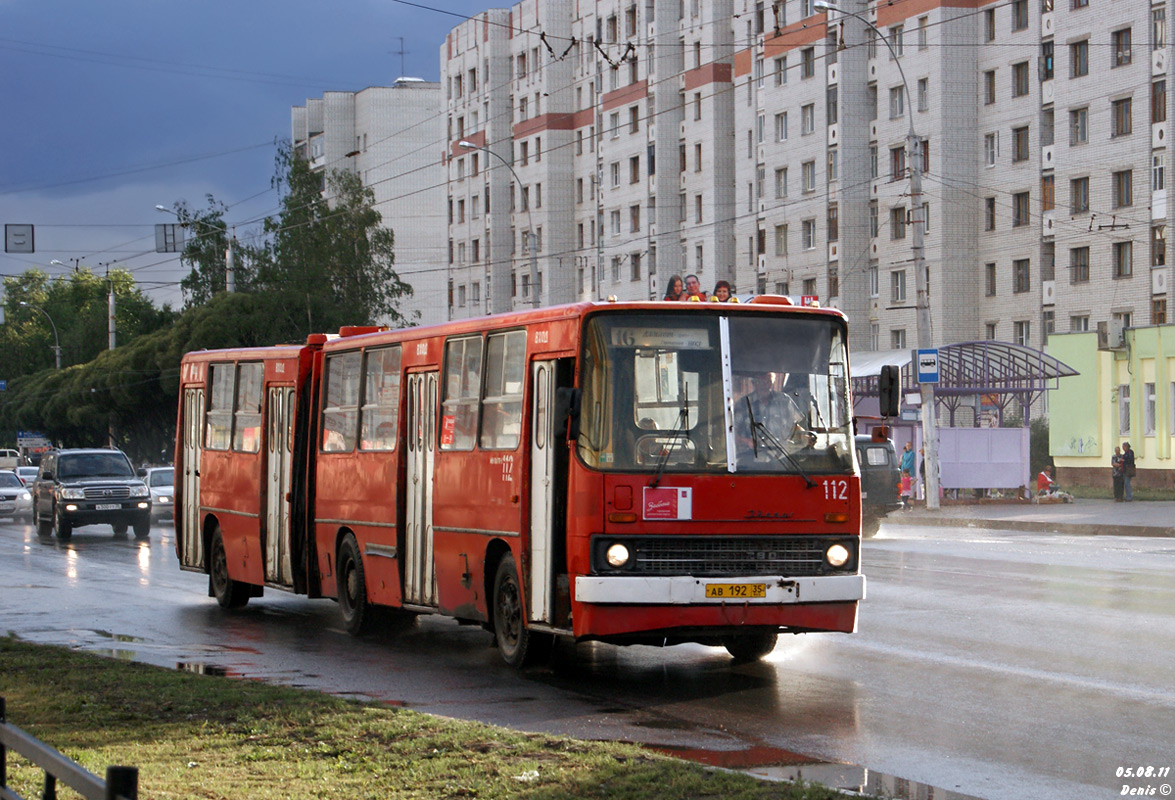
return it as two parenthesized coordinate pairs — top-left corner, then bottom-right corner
(887, 497), (1175, 537)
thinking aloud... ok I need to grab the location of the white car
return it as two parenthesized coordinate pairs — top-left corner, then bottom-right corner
(144, 467), (174, 523)
(0, 471), (34, 523)
(15, 466), (39, 486)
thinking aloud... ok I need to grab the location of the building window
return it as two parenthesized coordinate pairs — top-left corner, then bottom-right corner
(827, 147), (838, 182)
(1118, 384), (1131, 436)
(986, 322), (998, 339)
(1042, 174), (1055, 211)
(1154, 152), (1166, 191)
(1113, 28), (1132, 67)
(1153, 80), (1167, 124)
(1012, 61), (1029, 97)
(1014, 320), (1030, 347)
(1154, 8), (1168, 50)
(869, 201), (879, 237)
(1153, 224), (1167, 266)
(1012, 127), (1029, 162)
(1071, 40), (1089, 77)
(1070, 314), (1089, 331)
(869, 262), (879, 297)
(1042, 41), (1054, 79)
(775, 56), (788, 85)
(775, 111), (788, 141)
(1153, 297), (1168, 324)
(1013, 192), (1030, 227)
(891, 329), (907, 349)
(918, 16), (928, 49)
(775, 167), (788, 198)
(1011, 0), (1028, 30)
(802, 160), (816, 192)
(801, 103), (815, 134)
(1070, 246), (1090, 283)
(630, 204), (641, 233)
(918, 78), (929, 111)
(891, 270), (907, 303)
(1070, 107), (1088, 145)
(985, 197), (996, 231)
(774, 224), (788, 256)
(1144, 382), (1156, 436)
(888, 25), (904, 57)
(695, 194), (703, 222)
(889, 86), (905, 119)
(1070, 177), (1089, 214)
(985, 262), (997, 296)
(1013, 258), (1030, 292)
(985, 8), (996, 42)
(892, 146), (906, 180)
(801, 47), (815, 78)
(1112, 97), (1133, 137)
(890, 206), (906, 240)
(1112, 169), (1133, 208)
(828, 204), (839, 242)
(802, 219), (817, 249)
(1113, 241), (1133, 278)
(984, 133), (997, 166)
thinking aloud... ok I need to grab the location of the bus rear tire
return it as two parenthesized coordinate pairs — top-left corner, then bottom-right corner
(210, 527), (249, 609)
(492, 553), (550, 668)
(723, 631), (778, 662)
(338, 534), (372, 635)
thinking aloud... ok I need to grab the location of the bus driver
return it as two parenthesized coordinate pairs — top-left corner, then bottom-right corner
(734, 373), (804, 461)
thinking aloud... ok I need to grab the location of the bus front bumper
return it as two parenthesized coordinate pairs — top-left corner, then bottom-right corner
(574, 573), (865, 605)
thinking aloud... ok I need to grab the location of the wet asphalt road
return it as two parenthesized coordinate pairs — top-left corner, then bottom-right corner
(1, 519), (1172, 800)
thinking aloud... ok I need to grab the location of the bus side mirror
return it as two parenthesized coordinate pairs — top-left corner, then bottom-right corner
(878, 365), (900, 418)
(554, 387), (582, 441)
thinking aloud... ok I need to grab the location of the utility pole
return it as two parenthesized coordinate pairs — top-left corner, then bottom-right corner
(226, 233), (236, 293)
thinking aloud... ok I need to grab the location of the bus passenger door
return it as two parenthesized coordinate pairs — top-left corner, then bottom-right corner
(404, 372), (438, 606)
(264, 386), (295, 586)
(529, 361), (555, 623)
(180, 387), (204, 569)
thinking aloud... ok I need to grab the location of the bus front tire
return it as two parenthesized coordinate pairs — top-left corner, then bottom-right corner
(723, 631), (778, 662)
(492, 553), (550, 668)
(210, 527), (249, 609)
(338, 534), (371, 635)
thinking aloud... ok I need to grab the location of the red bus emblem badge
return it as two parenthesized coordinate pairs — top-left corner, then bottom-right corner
(642, 487), (692, 520)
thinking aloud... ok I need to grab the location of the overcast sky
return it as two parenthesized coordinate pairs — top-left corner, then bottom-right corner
(0, 0), (487, 309)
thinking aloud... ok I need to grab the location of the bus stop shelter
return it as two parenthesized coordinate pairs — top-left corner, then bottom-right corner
(851, 341), (1078, 492)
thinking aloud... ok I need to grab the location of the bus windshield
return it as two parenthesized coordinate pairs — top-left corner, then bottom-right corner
(577, 311), (854, 475)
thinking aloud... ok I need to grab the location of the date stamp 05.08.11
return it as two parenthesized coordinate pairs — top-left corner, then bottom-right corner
(1117, 766), (1172, 796)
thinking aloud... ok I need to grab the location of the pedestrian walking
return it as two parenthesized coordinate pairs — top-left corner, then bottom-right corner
(1122, 442), (1136, 501)
(1111, 446), (1125, 501)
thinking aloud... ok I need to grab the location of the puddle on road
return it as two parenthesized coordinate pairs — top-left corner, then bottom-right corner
(91, 630), (143, 643)
(652, 743), (985, 800)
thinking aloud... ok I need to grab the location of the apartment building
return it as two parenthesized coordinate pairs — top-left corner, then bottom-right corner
(440, 0), (1172, 349)
(291, 80), (447, 326)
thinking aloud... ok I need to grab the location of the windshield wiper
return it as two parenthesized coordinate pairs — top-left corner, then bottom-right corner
(649, 400), (690, 489)
(745, 397), (816, 489)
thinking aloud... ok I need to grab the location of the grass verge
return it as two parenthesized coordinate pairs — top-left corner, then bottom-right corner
(0, 636), (858, 800)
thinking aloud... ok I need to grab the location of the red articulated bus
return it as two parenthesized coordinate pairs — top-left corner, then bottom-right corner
(175, 298), (865, 666)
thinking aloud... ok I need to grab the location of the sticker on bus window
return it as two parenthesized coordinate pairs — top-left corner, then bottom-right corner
(440, 415), (456, 446)
(643, 487), (692, 520)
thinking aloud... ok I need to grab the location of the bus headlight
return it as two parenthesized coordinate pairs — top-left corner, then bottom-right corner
(825, 544), (851, 568)
(605, 543), (631, 568)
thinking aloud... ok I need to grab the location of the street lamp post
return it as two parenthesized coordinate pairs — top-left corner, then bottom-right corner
(457, 140), (539, 308)
(814, 0), (939, 508)
(19, 301), (61, 370)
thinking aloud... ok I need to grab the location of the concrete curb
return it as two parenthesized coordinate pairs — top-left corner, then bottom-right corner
(885, 515), (1175, 538)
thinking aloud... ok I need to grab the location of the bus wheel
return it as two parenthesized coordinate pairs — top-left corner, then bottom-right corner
(338, 534), (371, 635)
(210, 527), (249, 609)
(723, 631), (778, 662)
(492, 554), (550, 668)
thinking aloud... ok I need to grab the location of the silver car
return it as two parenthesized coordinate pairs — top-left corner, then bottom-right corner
(145, 467), (174, 523)
(15, 466), (39, 486)
(0, 471), (34, 523)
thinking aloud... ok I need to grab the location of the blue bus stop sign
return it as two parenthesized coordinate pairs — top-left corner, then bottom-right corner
(916, 349), (940, 384)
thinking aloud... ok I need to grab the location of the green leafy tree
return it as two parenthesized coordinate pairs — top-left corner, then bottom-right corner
(257, 142), (414, 336)
(169, 195), (263, 308)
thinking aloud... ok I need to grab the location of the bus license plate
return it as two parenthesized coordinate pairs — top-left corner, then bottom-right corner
(705, 583), (766, 599)
(95, 503), (121, 511)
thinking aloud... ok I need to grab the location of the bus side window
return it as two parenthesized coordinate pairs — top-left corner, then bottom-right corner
(480, 331), (526, 450)
(360, 346), (402, 450)
(441, 337), (482, 451)
(233, 363), (264, 453)
(205, 363), (235, 451)
(322, 352), (361, 452)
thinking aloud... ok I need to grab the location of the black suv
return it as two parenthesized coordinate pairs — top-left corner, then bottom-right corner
(33, 449), (152, 540)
